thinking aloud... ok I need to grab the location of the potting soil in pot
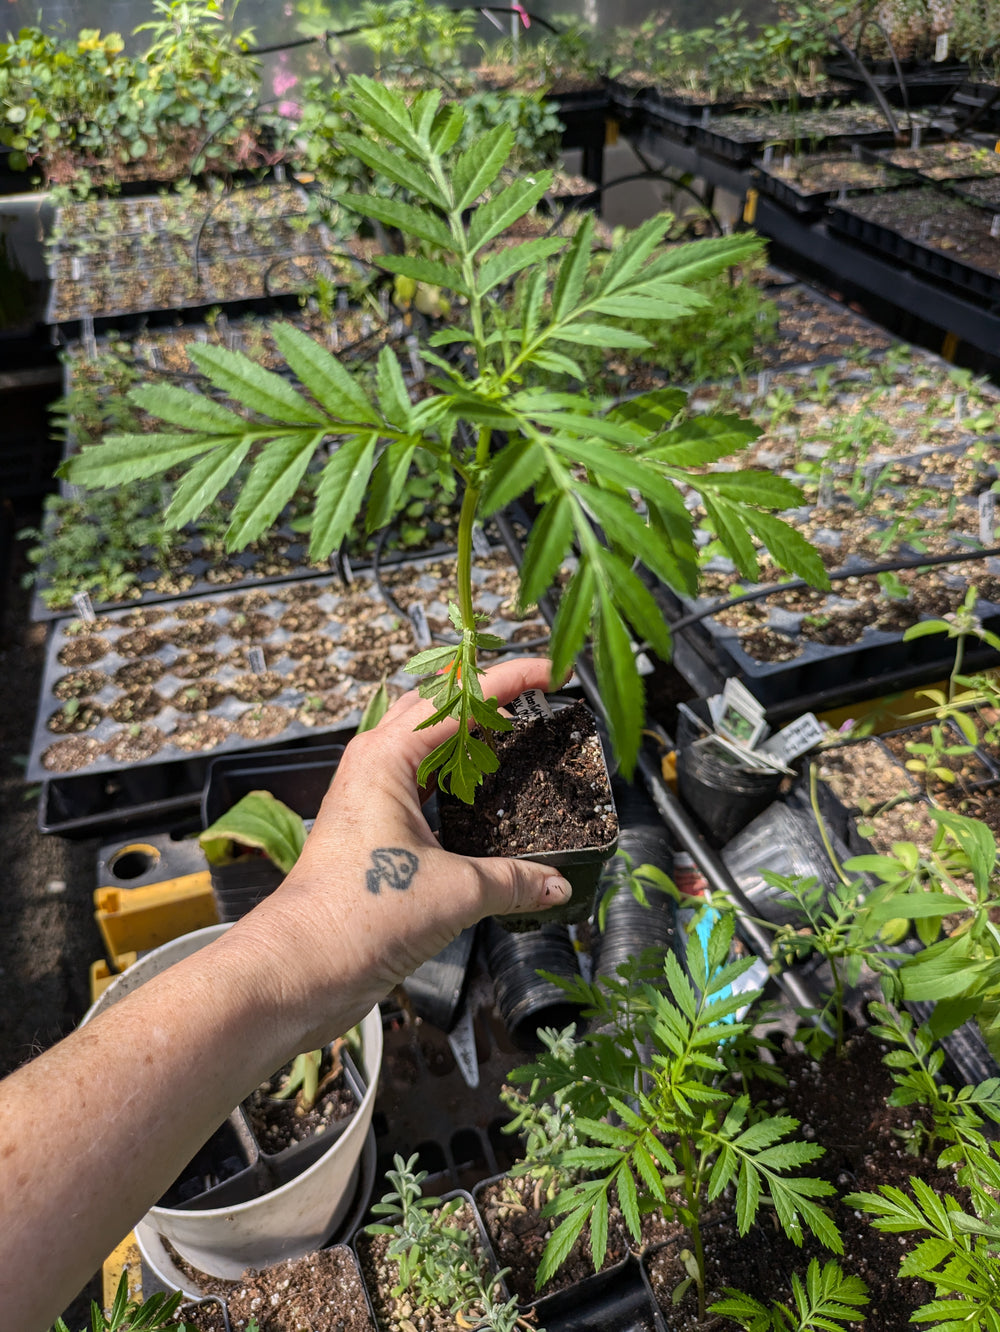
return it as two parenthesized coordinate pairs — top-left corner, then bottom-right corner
(226, 1247), (375, 1332)
(437, 701), (618, 859)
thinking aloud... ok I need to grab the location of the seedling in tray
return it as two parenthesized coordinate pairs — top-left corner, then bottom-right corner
(64, 76), (826, 798)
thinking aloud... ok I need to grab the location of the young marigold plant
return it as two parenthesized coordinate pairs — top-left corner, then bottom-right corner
(508, 913), (840, 1318)
(62, 75), (826, 800)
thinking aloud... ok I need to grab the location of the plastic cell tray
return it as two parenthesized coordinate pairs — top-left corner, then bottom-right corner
(826, 189), (1000, 306)
(29, 550), (555, 784)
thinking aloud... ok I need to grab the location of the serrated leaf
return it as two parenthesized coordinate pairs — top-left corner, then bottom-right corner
(647, 413), (758, 464)
(271, 322), (380, 423)
(553, 323), (652, 349)
(520, 491), (574, 608)
(590, 1188), (609, 1272)
(549, 563), (595, 685)
(695, 469), (804, 507)
(338, 129), (448, 207)
(537, 1206), (591, 1287)
(479, 437), (546, 515)
(345, 75), (421, 153)
(551, 212), (593, 320)
(341, 191), (454, 251)
(453, 122), (514, 211)
(599, 552), (673, 663)
(164, 436), (252, 530)
(744, 509), (831, 589)
(367, 441), (416, 531)
(377, 251), (469, 298)
(531, 350), (586, 380)
(588, 292), (705, 319)
(128, 383), (245, 433)
(594, 585), (643, 776)
(188, 343), (325, 425)
(468, 171), (553, 253)
(227, 431), (325, 549)
(477, 236), (566, 294)
(703, 494), (760, 580)
(376, 346), (412, 431)
(310, 433), (377, 560)
(62, 432), (215, 487)
(594, 212), (673, 297)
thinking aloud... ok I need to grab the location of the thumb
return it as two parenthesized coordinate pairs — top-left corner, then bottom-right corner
(468, 855), (574, 921)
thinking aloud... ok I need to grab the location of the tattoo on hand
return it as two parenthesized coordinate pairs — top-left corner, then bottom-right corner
(366, 848), (419, 895)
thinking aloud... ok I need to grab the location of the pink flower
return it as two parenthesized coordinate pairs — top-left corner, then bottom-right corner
(512, 2), (531, 28)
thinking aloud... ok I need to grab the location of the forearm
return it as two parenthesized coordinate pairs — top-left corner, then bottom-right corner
(0, 923), (317, 1331)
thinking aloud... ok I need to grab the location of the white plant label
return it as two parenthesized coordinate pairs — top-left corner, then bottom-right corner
(339, 551), (353, 585)
(506, 689), (554, 724)
(405, 334), (424, 381)
(759, 712), (826, 764)
(934, 32), (949, 61)
(72, 591), (96, 623)
(448, 1004), (480, 1087)
(471, 523), (492, 558)
(246, 646), (267, 675)
(992, 215), (1000, 239)
(407, 601), (432, 649)
(980, 489), (998, 545)
(70, 256), (82, 281)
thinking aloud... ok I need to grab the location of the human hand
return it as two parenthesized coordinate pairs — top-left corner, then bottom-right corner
(231, 657), (573, 1050)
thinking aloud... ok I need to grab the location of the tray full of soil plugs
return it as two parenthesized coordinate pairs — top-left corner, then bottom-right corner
(29, 546), (556, 782)
(46, 183), (355, 325)
(664, 345), (1000, 708)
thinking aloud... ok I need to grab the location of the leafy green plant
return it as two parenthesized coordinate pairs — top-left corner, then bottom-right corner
(868, 1000), (1000, 1205)
(63, 75), (826, 802)
(904, 586), (1000, 705)
(366, 1152), (493, 1307)
(844, 1178), (1000, 1331)
(509, 912), (839, 1317)
(49, 1271), (189, 1332)
(499, 1024), (584, 1206)
(710, 1258), (869, 1332)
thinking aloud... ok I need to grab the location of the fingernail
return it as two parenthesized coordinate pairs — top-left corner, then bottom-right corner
(543, 876), (572, 904)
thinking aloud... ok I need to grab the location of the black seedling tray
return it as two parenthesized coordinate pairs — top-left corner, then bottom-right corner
(753, 152), (908, 216)
(824, 57), (970, 106)
(827, 188), (1000, 307)
(689, 106), (913, 166)
(29, 548), (555, 784)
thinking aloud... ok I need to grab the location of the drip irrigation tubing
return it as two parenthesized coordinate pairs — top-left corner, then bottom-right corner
(667, 543), (1000, 635)
(247, 6), (560, 56)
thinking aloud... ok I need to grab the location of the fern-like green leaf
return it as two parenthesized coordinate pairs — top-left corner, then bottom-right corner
(309, 433), (378, 560)
(188, 343), (325, 425)
(270, 322), (380, 424)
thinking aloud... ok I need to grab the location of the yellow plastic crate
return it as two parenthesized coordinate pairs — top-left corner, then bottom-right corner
(94, 871), (217, 967)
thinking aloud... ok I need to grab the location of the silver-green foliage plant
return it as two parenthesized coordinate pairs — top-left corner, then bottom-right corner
(509, 913), (839, 1317)
(365, 1152), (491, 1308)
(710, 1258), (868, 1332)
(63, 75), (826, 801)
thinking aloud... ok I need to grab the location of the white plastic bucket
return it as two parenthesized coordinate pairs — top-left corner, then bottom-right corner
(84, 924), (383, 1280)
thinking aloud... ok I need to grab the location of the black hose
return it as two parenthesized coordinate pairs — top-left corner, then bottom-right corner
(667, 543), (1000, 634)
(247, 6), (560, 56)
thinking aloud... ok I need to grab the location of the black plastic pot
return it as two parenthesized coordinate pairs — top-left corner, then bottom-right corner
(157, 1116), (261, 1212)
(202, 745), (344, 922)
(676, 737), (784, 847)
(354, 1189), (503, 1332)
(252, 1049), (368, 1187)
(593, 780), (676, 979)
(484, 919), (586, 1051)
(533, 1253), (661, 1332)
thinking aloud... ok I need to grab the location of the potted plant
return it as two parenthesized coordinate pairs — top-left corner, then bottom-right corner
(83, 924), (382, 1283)
(62, 74), (826, 917)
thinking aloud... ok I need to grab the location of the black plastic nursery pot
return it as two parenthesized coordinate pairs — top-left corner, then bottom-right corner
(353, 1189), (501, 1332)
(484, 918), (587, 1051)
(201, 744), (344, 922)
(823, 56), (970, 105)
(438, 700), (620, 932)
(676, 737), (784, 848)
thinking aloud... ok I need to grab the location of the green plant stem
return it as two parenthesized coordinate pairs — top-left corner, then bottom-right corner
(456, 479), (481, 633)
(950, 631), (966, 705)
(809, 763), (851, 888)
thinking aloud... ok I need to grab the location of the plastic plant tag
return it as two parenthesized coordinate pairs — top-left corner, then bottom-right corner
(405, 334), (424, 381)
(717, 678), (768, 749)
(471, 523), (492, 558)
(759, 712), (826, 765)
(246, 646), (267, 675)
(446, 1002), (480, 1089)
(934, 32), (949, 61)
(755, 369), (771, 400)
(980, 489), (998, 546)
(504, 689), (554, 725)
(72, 591), (96, 623)
(408, 602), (432, 649)
(992, 215), (1000, 239)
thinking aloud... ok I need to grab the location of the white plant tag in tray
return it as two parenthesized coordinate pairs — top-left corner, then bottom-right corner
(72, 591), (96, 623)
(504, 689), (554, 725)
(935, 32), (949, 61)
(407, 601), (432, 649)
(980, 489), (998, 546)
(246, 646), (267, 675)
(717, 678), (768, 749)
(759, 711), (826, 765)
